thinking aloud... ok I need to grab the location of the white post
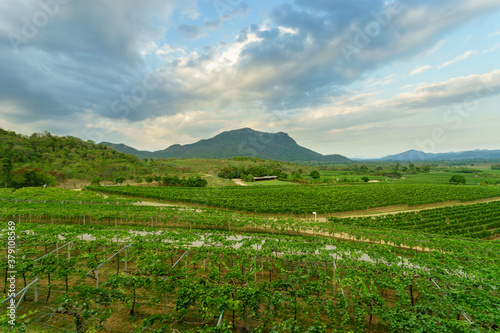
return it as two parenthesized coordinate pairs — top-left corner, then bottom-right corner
(313, 212), (317, 223)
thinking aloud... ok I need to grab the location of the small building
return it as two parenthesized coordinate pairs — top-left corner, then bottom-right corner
(253, 176), (278, 181)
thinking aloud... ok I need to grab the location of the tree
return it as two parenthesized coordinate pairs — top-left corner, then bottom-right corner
(1, 158), (13, 188)
(291, 171), (302, 180)
(449, 175), (466, 185)
(91, 176), (101, 186)
(309, 170), (320, 179)
(278, 172), (288, 181)
(11, 168), (57, 188)
(115, 177), (126, 185)
(361, 176), (370, 183)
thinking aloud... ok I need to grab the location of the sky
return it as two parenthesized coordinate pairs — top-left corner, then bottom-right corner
(1, 0), (500, 159)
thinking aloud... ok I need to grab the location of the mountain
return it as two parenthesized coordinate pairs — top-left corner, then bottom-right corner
(102, 128), (351, 163)
(379, 149), (500, 162)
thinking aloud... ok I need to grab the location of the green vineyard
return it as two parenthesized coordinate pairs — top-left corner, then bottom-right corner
(329, 200), (500, 239)
(87, 184), (500, 214)
(1, 187), (499, 332)
(1, 223), (499, 333)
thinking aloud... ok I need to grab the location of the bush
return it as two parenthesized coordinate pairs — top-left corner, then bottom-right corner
(309, 170), (320, 179)
(91, 176), (101, 186)
(449, 175), (466, 185)
(361, 176), (369, 183)
(162, 175), (180, 186)
(11, 168), (57, 188)
(115, 177), (126, 185)
(291, 171), (302, 180)
(278, 172), (288, 181)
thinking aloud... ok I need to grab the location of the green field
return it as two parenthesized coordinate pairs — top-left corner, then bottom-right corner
(1, 186), (500, 333)
(87, 183), (500, 215)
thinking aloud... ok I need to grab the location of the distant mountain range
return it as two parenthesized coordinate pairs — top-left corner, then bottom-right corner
(102, 128), (351, 163)
(378, 149), (500, 162)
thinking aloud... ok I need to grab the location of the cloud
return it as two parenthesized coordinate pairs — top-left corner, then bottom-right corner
(411, 65), (432, 75)
(177, 2), (249, 40)
(0, 0), (198, 123)
(290, 69), (500, 138)
(438, 50), (478, 68)
(1, 0), (500, 141)
(393, 69), (500, 108)
(483, 42), (500, 53)
(178, 24), (207, 40)
(489, 30), (500, 38)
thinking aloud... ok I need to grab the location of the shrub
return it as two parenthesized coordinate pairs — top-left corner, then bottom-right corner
(449, 175), (466, 185)
(278, 172), (288, 181)
(309, 170), (320, 179)
(91, 176), (101, 186)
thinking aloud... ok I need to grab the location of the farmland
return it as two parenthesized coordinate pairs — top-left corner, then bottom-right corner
(1, 182), (500, 332)
(88, 183), (500, 215)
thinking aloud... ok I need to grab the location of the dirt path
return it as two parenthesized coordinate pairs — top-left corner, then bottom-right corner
(232, 178), (248, 186)
(133, 201), (173, 207)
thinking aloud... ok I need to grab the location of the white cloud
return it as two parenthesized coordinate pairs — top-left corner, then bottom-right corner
(438, 50), (478, 68)
(489, 30), (500, 38)
(411, 65), (433, 76)
(483, 42), (500, 53)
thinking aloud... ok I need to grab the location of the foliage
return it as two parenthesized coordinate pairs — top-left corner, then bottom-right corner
(0, 128), (143, 182)
(161, 175), (208, 187)
(88, 183), (500, 214)
(309, 170), (320, 179)
(115, 177), (126, 185)
(278, 172), (288, 181)
(450, 175), (467, 185)
(11, 167), (57, 188)
(91, 176), (101, 186)
(1, 158), (13, 188)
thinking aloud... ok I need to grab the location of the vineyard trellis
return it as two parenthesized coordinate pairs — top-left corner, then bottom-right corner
(0, 186), (499, 332)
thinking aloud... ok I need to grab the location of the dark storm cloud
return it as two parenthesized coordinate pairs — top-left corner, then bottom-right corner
(0, 0), (188, 122)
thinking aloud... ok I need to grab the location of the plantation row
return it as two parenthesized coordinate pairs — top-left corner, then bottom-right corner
(0, 187), (137, 205)
(87, 183), (500, 214)
(1, 223), (499, 332)
(2, 190), (500, 254)
(329, 200), (500, 239)
(3, 200), (500, 253)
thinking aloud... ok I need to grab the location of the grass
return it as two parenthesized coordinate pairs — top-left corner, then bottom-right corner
(400, 170), (500, 185)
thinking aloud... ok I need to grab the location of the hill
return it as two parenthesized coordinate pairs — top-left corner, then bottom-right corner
(0, 128), (143, 184)
(102, 128), (351, 163)
(380, 149), (500, 162)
